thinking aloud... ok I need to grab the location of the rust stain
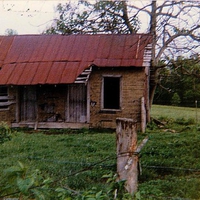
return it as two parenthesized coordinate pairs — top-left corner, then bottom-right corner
(0, 34), (152, 85)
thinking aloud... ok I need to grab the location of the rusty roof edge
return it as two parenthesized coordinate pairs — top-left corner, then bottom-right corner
(1, 60), (92, 66)
(0, 33), (152, 37)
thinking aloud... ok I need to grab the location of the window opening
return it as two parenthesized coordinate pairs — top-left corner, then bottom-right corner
(0, 86), (8, 110)
(103, 77), (120, 110)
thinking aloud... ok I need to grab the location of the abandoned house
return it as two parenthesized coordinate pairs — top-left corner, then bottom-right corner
(0, 34), (152, 130)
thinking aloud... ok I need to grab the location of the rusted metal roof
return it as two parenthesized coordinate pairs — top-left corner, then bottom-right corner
(0, 34), (152, 85)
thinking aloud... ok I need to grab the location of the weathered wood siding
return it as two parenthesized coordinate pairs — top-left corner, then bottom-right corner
(66, 84), (87, 123)
(0, 86), (17, 125)
(37, 85), (66, 122)
(0, 84), (87, 126)
(37, 84), (87, 123)
(20, 86), (37, 122)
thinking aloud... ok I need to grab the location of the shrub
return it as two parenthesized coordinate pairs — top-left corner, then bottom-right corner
(171, 93), (181, 106)
(0, 122), (12, 144)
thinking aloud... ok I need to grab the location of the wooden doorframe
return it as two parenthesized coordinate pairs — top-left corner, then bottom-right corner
(19, 86), (37, 122)
(65, 84), (89, 123)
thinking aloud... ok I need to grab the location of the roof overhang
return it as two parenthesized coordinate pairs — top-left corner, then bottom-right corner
(0, 34), (152, 85)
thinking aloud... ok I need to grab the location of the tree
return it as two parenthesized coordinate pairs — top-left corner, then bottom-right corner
(5, 28), (18, 35)
(171, 93), (181, 106)
(45, 0), (200, 120)
(45, 1), (140, 34)
(154, 57), (200, 107)
(141, 1), (200, 110)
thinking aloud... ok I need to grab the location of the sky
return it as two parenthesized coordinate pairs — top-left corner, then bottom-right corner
(0, 0), (150, 35)
(0, 1), (62, 35)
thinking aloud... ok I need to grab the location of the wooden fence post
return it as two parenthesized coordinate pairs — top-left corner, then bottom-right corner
(116, 118), (138, 195)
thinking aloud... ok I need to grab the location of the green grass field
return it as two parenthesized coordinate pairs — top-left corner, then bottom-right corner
(151, 104), (200, 122)
(0, 105), (200, 199)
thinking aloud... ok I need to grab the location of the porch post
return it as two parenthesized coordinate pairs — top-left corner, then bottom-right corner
(15, 86), (20, 123)
(141, 97), (146, 133)
(86, 82), (90, 123)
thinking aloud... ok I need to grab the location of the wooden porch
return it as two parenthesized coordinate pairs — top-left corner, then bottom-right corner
(11, 122), (90, 129)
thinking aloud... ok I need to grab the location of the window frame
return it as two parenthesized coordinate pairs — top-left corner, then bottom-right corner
(101, 75), (122, 111)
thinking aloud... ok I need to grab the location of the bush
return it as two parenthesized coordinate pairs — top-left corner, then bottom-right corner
(0, 122), (12, 144)
(171, 93), (181, 106)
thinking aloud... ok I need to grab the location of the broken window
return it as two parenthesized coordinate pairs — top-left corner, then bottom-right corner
(0, 86), (8, 110)
(103, 76), (121, 110)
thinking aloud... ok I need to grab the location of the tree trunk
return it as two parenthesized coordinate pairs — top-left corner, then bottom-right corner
(149, 68), (158, 109)
(148, 0), (157, 121)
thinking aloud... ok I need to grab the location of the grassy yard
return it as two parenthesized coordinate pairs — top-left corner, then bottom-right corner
(0, 105), (200, 199)
(0, 129), (116, 191)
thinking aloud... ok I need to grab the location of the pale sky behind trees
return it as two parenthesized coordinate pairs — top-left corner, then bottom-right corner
(0, 0), (150, 35)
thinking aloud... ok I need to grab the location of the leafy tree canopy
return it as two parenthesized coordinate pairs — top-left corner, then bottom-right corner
(5, 29), (18, 35)
(45, 0), (140, 34)
(154, 57), (200, 107)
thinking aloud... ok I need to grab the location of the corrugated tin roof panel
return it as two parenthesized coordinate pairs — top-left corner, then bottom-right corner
(0, 37), (14, 65)
(18, 63), (39, 85)
(56, 35), (76, 61)
(0, 34), (152, 85)
(46, 62), (66, 84)
(0, 64), (15, 84)
(108, 35), (126, 59)
(8, 63), (26, 84)
(32, 62), (52, 84)
(31, 36), (52, 62)
(60, 62), (79, 83)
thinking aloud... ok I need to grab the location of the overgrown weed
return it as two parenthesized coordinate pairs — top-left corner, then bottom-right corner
(0, 122), (13, 144)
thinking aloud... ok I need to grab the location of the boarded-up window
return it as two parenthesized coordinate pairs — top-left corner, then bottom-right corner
(103, 77), (121, 110)
(0, 86), (8, 110)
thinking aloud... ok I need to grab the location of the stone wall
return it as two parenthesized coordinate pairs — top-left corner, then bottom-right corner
(89, 67), (147, 130)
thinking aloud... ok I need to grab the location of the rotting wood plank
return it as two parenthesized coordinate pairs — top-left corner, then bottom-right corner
(0, 101), (15, 106)
(0, 96), (15, 100)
